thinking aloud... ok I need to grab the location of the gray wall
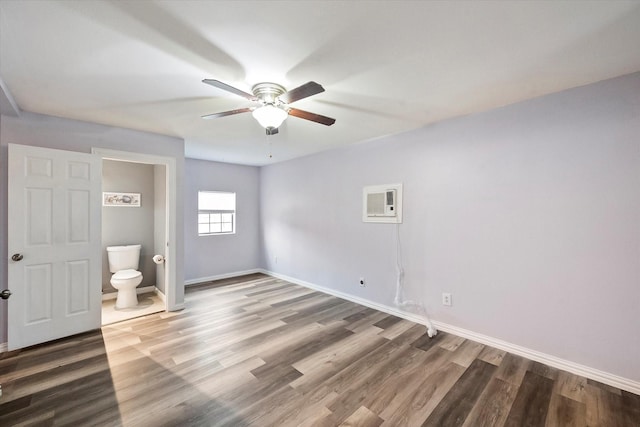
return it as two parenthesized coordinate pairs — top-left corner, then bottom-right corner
(260, 72), (640, 381)
(184, 158), (261, 282)
(0, 111), (185, 344)
(102, 159), (156, 293)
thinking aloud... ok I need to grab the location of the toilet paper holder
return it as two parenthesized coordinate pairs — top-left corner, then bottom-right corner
(152, 254), (165, 264)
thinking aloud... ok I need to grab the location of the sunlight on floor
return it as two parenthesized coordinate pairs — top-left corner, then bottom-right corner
(102, 293), (164, 326)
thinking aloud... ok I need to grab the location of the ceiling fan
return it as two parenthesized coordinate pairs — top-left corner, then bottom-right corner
(201, 79), (336, 135)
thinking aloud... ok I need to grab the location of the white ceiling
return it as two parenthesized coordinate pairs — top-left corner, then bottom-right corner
(1, 1), (640, 166)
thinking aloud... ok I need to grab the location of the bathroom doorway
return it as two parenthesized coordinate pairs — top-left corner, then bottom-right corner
(92, 149), (178, 325)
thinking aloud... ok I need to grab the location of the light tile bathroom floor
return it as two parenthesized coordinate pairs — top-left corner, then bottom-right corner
(101, 292), (164, 325)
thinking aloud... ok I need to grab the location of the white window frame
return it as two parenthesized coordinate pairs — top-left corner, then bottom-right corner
(198, 191), (236, 236)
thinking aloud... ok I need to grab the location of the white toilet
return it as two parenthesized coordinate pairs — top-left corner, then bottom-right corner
(106, 244), (143, 309)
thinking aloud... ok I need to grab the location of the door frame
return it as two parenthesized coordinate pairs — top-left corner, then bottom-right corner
(92, 148), (179, 312)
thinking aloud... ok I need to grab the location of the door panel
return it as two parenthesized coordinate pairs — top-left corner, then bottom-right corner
(67, 260), (90, 314)
(8, 143), (102, 350)
(25, 263), (53, 323)
(26, 188), (53, 245)
(69, 189), (91, 242)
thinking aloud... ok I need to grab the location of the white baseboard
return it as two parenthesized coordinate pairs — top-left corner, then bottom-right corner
(102, 285), (157, 301)
(169, 303), (186, 311)
(154, 287), (166, 303)
(428, 320), (640, 396)
(185, 269), (263, 286)
(263, 269), (640, 395)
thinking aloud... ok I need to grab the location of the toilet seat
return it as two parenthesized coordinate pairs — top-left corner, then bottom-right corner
(113, 269), (142, 280)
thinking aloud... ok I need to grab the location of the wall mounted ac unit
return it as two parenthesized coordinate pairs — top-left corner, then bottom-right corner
(367, 189), (396, 217)
(363, 183), (403, 223)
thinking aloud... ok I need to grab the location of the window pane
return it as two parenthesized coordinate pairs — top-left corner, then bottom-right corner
(198, 191), (236, 211)
(210, 213), (221, 223)
(221, 222), (233, 233)
(222, 213), (233, 223)
(211, 223), (222, 233)
(198, 224), (210, 234)
(198, 213), (209, 224)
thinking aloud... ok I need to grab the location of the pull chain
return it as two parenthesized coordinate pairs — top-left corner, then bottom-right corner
(265, 131), (273, 159)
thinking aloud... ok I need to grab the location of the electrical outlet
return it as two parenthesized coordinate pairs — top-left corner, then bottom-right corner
(442, 292), (452, 306)
(359, 277), (365, 287)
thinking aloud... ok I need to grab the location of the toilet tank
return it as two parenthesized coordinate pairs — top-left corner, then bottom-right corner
(106, 244), (141, 273)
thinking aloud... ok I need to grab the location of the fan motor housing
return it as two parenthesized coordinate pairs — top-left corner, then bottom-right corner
(252, 82), (286, 104)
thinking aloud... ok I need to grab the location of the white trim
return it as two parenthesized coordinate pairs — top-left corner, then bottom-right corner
(102, 286), (157, 301)
(428, 321), (640, 396)
(185, 269), (263, 286)
(154, 287), (166, 303)
(262, 269), (640, 395)
(0, 75), (21, 117)
(0, 342), (7, 354)
(92, 148), (179, 312)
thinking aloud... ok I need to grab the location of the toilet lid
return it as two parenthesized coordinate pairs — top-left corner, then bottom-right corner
(113, 269), (142, 280)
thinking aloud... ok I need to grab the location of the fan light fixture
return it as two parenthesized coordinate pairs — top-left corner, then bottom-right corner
(252, 104), (288, 130)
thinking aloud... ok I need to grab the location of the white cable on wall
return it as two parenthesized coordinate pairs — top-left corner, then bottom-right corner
(394, 223), (437, 338)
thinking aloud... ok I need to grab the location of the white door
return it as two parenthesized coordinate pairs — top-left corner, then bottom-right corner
(8, 143), (102, 350)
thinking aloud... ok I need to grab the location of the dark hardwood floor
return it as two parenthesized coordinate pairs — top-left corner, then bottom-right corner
(1, 273), (638, 426)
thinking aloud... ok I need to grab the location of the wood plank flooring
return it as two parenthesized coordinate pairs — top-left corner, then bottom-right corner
(1, 273), (638, 426)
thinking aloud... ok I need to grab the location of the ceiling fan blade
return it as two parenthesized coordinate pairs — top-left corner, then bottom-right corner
(201, 107), (253, 119)
(280, 81), (325, 104)
(202, 79), (257, 101)
(288, 108), (336, 126)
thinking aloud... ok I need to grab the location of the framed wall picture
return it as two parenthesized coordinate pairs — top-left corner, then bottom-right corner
(103, 192), (141, 207)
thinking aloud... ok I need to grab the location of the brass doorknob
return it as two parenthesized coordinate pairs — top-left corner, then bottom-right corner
(11, 253), (24, 261)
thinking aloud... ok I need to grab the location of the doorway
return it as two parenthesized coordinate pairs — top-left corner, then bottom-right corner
(92, 148), (178, 320)
(7, 144), (179, 350)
